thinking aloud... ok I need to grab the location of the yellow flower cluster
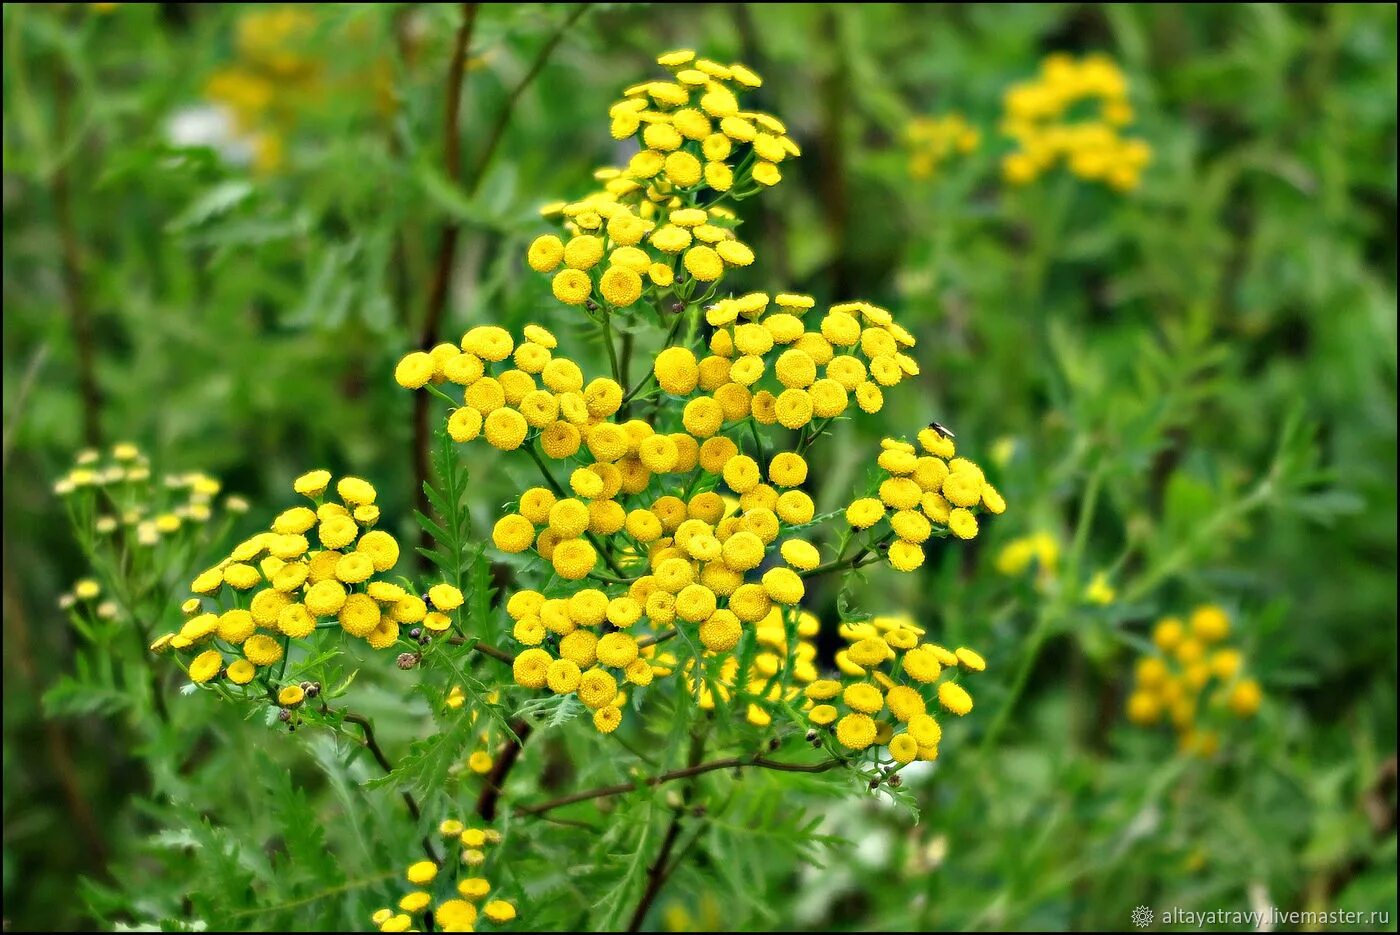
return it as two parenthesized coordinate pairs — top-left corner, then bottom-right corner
(397, 323), (609, 454)
(845, 429), (1005, 571)
(151, 472), (457, 688)
(1126, 605), (1262, 756)
(1000, 53), (1151, 191)
(905, 113), (980, 180)
(501, 476), (826, 732)
(508, 586), (643, 733)
(200, 8), (396, 174)
(516, 605), (819, 734)
(203, 7), (324, 173)
(996, 530), (1114, 604)
(525, 49), (798, 308)
(54, 443), (247, 548)
(373, 822), (517, 933)
(804, 614), (985, 766)
(613, 49), (796, 195)
(994, 531), (1059, 577)
(530, 202), (752, 309)
(396, 50), (1006, 753)
(57, 577), (118, 622)
(688, 294), (918, 423)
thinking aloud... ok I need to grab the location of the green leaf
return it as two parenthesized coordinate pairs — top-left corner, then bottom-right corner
(42, 675), (131, 717)
(364, 704), (477, 800)
(836, 576), (873, 623)
(413, 159), (526, 234)
(166, 180), (254, 232)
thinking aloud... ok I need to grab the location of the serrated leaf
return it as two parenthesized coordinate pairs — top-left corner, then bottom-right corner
(413, 509), (451, 548)
(836, 580), (873, 623)
(365, 707), (477, 799)
(42, 676), (131, 717)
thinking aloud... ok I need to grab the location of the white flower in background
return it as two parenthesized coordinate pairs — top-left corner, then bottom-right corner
(164, 104), (256, 167)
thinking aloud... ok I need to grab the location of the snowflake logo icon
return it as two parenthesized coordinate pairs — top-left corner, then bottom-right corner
(1131, 905), (1154, 928)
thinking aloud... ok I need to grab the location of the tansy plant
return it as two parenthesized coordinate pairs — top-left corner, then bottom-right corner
(48, 443), (247, 722)
(396, 48), (1007, 768)
(148, 471), (446, 691)
(201, 6), (318, 173)
(133, 48), (1011, 932)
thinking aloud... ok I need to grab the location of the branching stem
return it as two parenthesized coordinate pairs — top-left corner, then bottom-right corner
(514, 752), (844, 817)
(798, 535), (891, 579)
(342, 712), (438, 863)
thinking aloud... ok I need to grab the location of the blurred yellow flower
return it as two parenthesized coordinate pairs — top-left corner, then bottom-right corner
(905, 112), (980, 180)
(1000, 53), (1151, 191)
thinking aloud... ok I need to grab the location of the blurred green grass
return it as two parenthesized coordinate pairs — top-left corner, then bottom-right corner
(2, 3), (1395, 931)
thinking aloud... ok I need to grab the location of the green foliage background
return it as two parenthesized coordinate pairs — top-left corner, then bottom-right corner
(2, 3), (1395, 931)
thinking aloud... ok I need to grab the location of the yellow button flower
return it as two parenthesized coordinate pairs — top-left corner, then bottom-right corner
(527, 233), (564, 272)
(552, 268), (592, 305)
(938, 681), (974, 716)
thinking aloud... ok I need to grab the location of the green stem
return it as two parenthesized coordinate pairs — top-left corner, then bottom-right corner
(796, 417), (834, 457)
(1022, 172), (1072, 303)
(979, 616), (1048, 753)
(426, 383), (457, 405)
(275, 635), (291, 683)
(467, 4), (590, 189)
(468, 638), (515, 665)
(798, 534), (891, 579)
(627, 732), (708, 932)
(342, 712), (438, 863)
(1064, 462), (1105, 597)
(1121, 446), (1283, 606)
(515, 750), (843, 817)
(680, 468), (705, 501)
(601, 306), (623, 385)
(619, 329), (633, 395)
(447, 634), (515, 664)
(587, 570), (637, 586)
(637, 630), (677, 650)
(981, 462), (1103, 752)
(681, 302), (702, 349)
(525, 442), (567, 498)
(747, 418), (766, 471)
(622, 307), (689, 406)
(622, 371), (657, 407)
